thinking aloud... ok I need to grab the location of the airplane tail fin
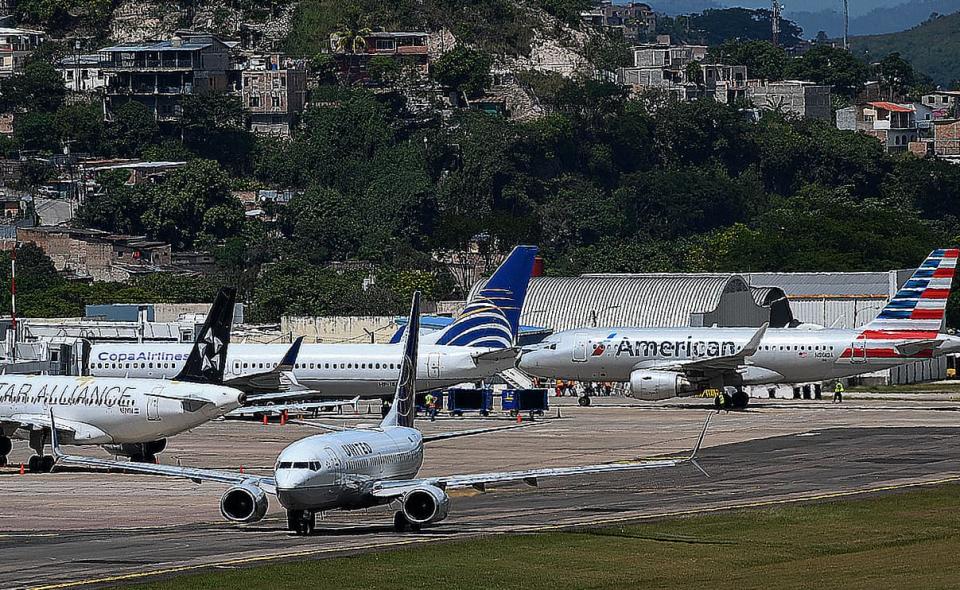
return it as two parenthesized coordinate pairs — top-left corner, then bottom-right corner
(173, 287), (237, 384)
(381, 291), (420, 429)
(862, 249), (958, 334)
(424, 245), (537, 349)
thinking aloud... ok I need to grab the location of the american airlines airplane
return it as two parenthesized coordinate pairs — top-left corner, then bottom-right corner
(519, 249), (960, 409)
(53, 292), (709, 535)
(87, 245), (539, 398)
(1, 288), (248, 472)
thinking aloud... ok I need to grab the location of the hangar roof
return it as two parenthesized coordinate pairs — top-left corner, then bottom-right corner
(471, 273), (770, 332)
(743, 272), (906, 299)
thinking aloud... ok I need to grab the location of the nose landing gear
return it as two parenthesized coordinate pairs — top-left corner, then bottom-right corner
(287, 509), (316, 536)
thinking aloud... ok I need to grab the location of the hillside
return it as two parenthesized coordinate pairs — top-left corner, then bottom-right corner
(791, 0), (960, 38)
(852, 11), (960, 85)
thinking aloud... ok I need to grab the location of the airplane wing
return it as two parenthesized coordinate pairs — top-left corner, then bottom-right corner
(228, 396), (360, 418)
(471, 347), (520, 365)
(420, 421), (539, 443)
(371, 415), (710, 497)
(288, 420), (539, 441)
(222, 337), (305, 394)
(638, 323), (768, 375)
(48, 411), (276, 493)
(6, 414), (111, 444)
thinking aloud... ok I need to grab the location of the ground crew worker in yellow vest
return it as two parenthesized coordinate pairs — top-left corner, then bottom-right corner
(833, 381), (844, 403)
(424, 392), (438, 421)
(715, 391), (728, 413)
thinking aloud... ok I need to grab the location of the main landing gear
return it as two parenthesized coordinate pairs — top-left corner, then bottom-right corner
(715, 388), (750, 411)
(393, 511), (421, 533)
(28, 430), (54, 473)
(0, 435), (10, 467)
(287, 509), (316, 536)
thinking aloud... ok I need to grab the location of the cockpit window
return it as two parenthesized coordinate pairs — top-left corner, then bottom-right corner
(277, 461), (292, 469)
(309, 461), (321, 471)
(549, 343), (558, 350)
(292, 462), (309, 469)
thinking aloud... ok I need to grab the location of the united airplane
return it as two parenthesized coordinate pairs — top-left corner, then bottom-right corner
(1, 288), (249, 472)
(86, 246), (539, 399)
(53, 292), (709, 534)
(519, 249), (960, 409)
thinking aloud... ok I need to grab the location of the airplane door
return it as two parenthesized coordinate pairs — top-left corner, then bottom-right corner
(146, 395), (161, 421)
(324, 448), (343, 486)
(851, 339), (867, 364)
(427, 353), (441, 379)
(573, 340), (587, 362)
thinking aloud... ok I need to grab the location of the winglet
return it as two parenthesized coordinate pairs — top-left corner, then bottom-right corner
(741, 323), (768, 357)
(278, 336), (304, 371)
(49, 410), (64, 461)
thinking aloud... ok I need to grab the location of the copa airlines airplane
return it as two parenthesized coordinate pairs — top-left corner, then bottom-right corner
(1, 288), (248, 472)
(86, 246), (539, 398)
(53, 292), (709, 535)
(519, 249), (960, 409)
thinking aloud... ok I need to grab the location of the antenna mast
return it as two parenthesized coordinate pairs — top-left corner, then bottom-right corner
(842, 0), (849, 49)
(772, 1), (782, 47)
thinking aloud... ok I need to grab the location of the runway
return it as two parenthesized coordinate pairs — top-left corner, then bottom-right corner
(3, 398), (960, 589)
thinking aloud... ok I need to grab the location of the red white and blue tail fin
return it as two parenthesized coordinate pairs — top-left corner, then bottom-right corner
(862, 249), (958, 334)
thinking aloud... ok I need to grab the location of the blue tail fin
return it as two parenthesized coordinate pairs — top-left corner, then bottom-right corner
(429, 245), (537, 349)
(381, 291), (420, 428)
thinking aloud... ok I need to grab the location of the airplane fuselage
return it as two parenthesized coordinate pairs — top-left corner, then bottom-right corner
(0, 375), (243, 444)
(520, 327), (944, 386)
(272, 426), (423, 511)
(89, 343), (509, 397)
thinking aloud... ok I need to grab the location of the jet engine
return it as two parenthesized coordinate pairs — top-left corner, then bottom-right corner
(220, 483), (269, 523)
(401, 485), (450, 526)
(629, 370), (698, 401)
(105, 439), (167, 461)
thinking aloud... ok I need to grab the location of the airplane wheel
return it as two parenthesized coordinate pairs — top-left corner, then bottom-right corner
(0, 455), (6, 467)
(393, 512), (409, 532)
(28, 455), (41, 473)
(578, 396), (591, 407)
(41, 455), (54, 473)
(731, 390), (750, 409)
(0, 436), (11, 456)
(287, 510), (301, 532)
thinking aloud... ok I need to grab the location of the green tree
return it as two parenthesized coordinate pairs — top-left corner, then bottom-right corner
(710, 40), (788, 82)
(106, 101), (160, 157)
(140, 160), (245, 249)
(180, 91), (254, 174)
(367, 55), (402, 86)
(54, 103), (105, 154)
(786, 45), (869, 99)
(876, 52), (916, 100)
(1, 60), (66, 112)
(13, 111), (58, 151)
(432, 46), (493, 99)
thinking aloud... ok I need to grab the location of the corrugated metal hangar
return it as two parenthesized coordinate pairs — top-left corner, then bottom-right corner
(481, 274), (791, 332)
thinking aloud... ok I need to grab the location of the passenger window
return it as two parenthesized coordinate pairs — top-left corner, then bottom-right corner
(310, 363), (315, 369)
(325, 363), (330, 369)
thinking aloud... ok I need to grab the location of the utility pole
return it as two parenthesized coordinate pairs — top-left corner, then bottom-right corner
(771, 0), (782, 47)
(10, 247), (16, 364)
(843, 0), (849, 50)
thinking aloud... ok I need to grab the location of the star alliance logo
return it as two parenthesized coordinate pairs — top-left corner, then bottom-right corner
(199, 328), (223, 373)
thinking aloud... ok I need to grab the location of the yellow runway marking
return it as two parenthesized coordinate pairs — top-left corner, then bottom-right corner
(31, 473), (960, 590)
